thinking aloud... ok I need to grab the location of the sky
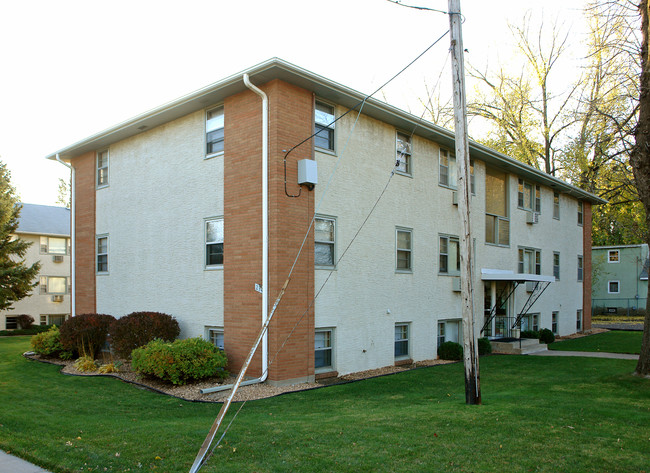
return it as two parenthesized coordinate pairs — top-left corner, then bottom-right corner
(0, 0), (587, 206)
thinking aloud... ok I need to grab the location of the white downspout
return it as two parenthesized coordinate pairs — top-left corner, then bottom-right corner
(54, 154), (75, 317)
(243, 73), (269, 383)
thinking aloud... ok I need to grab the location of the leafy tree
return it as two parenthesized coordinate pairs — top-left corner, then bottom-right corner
(56, 177), (71, 209)
(0, 160), (41, 311)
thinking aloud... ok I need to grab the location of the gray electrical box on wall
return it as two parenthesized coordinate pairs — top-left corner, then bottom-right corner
(297, 159), (318, 188)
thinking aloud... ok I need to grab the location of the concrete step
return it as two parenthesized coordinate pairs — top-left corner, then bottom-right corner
(491, 339), (548, 355)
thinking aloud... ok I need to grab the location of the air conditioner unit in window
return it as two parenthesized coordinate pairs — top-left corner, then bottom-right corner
(526, 211), (540, 224)
(52, 255), (64, 263)
(51, 295), (64, 303)
(452, 276), (462, 292)
(452, 191), (458, 206)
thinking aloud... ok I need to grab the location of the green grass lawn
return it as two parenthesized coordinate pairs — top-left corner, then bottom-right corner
(1, 337), (649, 473)
(550, 330), (643, 354)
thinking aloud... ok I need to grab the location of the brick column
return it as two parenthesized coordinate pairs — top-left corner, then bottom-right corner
(583, 202), (593, 330)
(223, 79), (315, 384)
(73, 151), (96, 314)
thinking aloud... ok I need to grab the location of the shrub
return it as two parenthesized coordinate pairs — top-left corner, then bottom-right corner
(1, 325), (52, 336)
(110, 311), (180, 359)
(478, 337), (492, 356)
(539, 328), (555, 345)
(30, 325), (64, 357)
(438, 341), (463, 360)
(16, 314), (34, 329)
(74, 356), (98, 372)
(59, 313), (116, 357)
(131, 337), (229, 385)
(98, 361), (122, 374)
(520, 330), (540, 339)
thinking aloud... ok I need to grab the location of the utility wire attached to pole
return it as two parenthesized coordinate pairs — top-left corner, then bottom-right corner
(448, 0), (481, 405)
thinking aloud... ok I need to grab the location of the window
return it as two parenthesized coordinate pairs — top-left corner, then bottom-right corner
(485, 168), (509, 246)
(97, 150), (109, 187)
(207, 328), (224, 350)
(608, 280), (620, 294)
(41, 314), (67, 326)
(553, 252), (560, 280)
(315, 329), (333, 370)
(314, 101), (335, 151)
(576, 310), (583, 331)
(577, 201), (584, 226)
(314, 217), (335, 267)
(517, 179), (541, 212)
(394, 323), (409, 358)
(608, 249), (620, 263)
(5, 317), (17, 330)
(395, 132), (412, 175)
(205, 218), (224, 267)
(439, 149), (475, 193)
(552, 311), (559, 335)
(577, 255), (583, 281)
(96, 235), (108, 273)
(518, 247), (541, 275)
(396, 228), (412, 272)
(521, 313), (539, 332)
(206, 106), (225, 156)
(437, 320), (461, 349)
(553, 192), (560, 220)
(40, 237), (68, 255)
(39, 276), (69, 294)
(439, 235), (460, 275)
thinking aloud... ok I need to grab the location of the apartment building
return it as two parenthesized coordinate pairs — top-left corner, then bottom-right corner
(0, 203), (71, 330)
(47, 58), (603, 385)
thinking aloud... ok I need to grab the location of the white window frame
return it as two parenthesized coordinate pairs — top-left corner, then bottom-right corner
(517, 179), (541, 213)
(439, 234), (460, 275)
(608, 280), (620, 294)
(395, 131), (412, 176)
(577, 201), (584, 226)
(553, 192), (560, 220)
(314, 101), (336, 153)
(41, 314), (68, 326)
(485, 168), (509, 246)
(437, 319), (462, 349)
(576, 310), (583, 331)
(5, 316), (18, 330)
(518, 247), (541, 275)
(577, 255), (584, 282)
(396, 227), (413, 272)
(205, 217), (224, 269)
(608, 249), (620, 263)
(553, 252), (560, 280)
(40, 236), (68, 255)
(206, 326), (224, 350)
(96, 235), (108, 274)
(315, 328), (334, 372)
(552, 311), (559, 335)
(96, 150), (109, 188)
(394, 323), (410, 359)
(314, 216), (336, 268)
(521, 313), (540, 332)
(439, 148), (475, 193)
(206, 105), (225, 158)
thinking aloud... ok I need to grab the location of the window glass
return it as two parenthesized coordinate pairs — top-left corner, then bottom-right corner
(315, 217), (335, 266)
(315, 102), (335, 151)
(485, 168), (507, 217)
(394, 324), (409, 357)
(97, 236), (108, 273)
(440, 236), (460, 274)
(209, 329), (224, 350)
(206, 219), (224, 266)
(315, 330), (333, 369)
(577, 256), (584, 281)
(608, 250), (620, 263)
(578, 201), (584, 225)
(553, 192), (560, 219)
(48, 277), (67, 294)
(396, 132), (412, 174)
(97, 150), (109, 186)
(206, 106), (225, 155)
(396, 229), (412, 271)
(553, 252), (560, 280)
(48, 238), (67, 255)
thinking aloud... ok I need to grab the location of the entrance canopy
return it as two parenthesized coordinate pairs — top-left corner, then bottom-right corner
(481, 269), (555, 283)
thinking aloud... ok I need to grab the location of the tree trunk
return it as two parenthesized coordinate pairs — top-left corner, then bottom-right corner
(632, 0), (650, 377)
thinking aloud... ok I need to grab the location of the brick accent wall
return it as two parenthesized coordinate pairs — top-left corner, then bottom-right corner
(583, 202), (593, 330)
(223, 79), (315, 383)
(73, 151), (97, 314)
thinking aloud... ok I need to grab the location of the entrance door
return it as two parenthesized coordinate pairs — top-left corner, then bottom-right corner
(483, 280), (511, 339)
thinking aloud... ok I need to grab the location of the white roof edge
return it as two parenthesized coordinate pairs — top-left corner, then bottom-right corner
(481, 269), (555, 283)
(44, 57), (605, 205)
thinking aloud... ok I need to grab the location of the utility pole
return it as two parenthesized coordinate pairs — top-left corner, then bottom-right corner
(448, 0), (481, 405)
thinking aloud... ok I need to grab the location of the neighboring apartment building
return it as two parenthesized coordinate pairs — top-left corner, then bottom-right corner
(0, 203), (71, 330)
(592, 244), (649, 316)
(47, 58), (604, 385)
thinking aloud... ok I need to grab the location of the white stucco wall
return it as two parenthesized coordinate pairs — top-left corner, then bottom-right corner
(0, 233), (71, 329)
(314, 107), (586, 376)
(95, 110), (224, 338)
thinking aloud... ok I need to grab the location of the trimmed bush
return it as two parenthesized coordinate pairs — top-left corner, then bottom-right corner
(478, 337), (492, 356)
(1, 325), (52, 337)
(539, 328), (555, 345)
(110, 311), (180, 359)
(520, 330), (540, 339)
(16, 314), (34, 329)
(438, 341), (463, 360)
(30, 325), (64, 357)
(131, 338), (229, 385)
(59, 313), (116, 357)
